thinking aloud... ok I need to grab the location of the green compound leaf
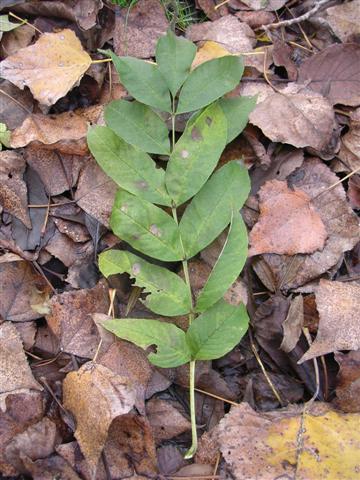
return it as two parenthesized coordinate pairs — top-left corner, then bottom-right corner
(165, 102), (227, 207)
(195, 212), (248, 312)
(87, 126), (171, 206)
(186, 300), (249, 360)
(110, 52), (172, 112)
(176, 56), (244, 114)
(103, 318), (191, 368)
(105, 100), (170, 155)
(110, 190), (183, 262)
(156, 29), (197, 97)
(219, 95), (257, 144)
(180, 160), (250, 259)
(99, 250), (191, 316)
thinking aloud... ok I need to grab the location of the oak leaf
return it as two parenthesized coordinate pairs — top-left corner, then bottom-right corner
(0, 29), (91, 106)
(249, 180), (327, 256)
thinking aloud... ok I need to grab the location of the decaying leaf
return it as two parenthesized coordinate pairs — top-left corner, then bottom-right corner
(348, 175), (360, 209)
(0, 150), (31, 228)
(191, 40), (230, 69)
(216, 402), (360, 480)
(63, 362), (136, 475)
(0, 323), (41, 409)
(186, 15), (256, 54)
(249, 180), (327, 256)
(253, 159), (360, 291)
(146, 398), (190, 443)
(298, 43), (360, 107)
(10, 106), (103, 155)
(338, 107), (360, 172)
(280, 295), (304, 353)
(335, 350), (360, 413)
(325, 0), (360, 42)
(0, 261), (52, 322)
(114, 0), (168, 58)
(249, 90), (337, 153)
(46, 281), (109, 358)
(0, 29), (92, 106)
(196, 0), (229, 20)
(0, 81), (34, 130)
(300, 280), (360, 363)
(0, 23), (35, 58)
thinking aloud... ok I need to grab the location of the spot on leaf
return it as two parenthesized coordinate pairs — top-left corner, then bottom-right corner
(191, 126), (203, 142)
(132, 263), (141, 275)
(150, 224), (161, 237)
(181, 149), (189, 159)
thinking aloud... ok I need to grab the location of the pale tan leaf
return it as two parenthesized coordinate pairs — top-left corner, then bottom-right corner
(249, 90), (337, 153)
(0, 323), (42, 410)
(280, 295), (304, 353)
(146, 398), (190, 443)
(249, 180), (327, 256)
(300, 280), (360, 362)
(325, 0), (360, 42)
(0, 29), (92, 106)
(63, 362), (136, 475)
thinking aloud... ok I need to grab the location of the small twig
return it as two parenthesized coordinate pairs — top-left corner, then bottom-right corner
(194, 387), (239, 407)
(9, 11), (43, 34)
(93, 289), (116, 363)
(284, 4), (314, 50)
(213, 452), (221, 478)
(32, 260), (56, 294)
(91, 58), (112, 64)
(214, 0), (229, 10)
(264, 0), (330, 30)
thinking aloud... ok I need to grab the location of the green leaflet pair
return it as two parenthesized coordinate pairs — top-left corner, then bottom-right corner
(87, 29), (255, 458)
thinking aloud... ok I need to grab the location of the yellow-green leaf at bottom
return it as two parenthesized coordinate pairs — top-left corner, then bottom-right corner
(103, 318), (191, 368)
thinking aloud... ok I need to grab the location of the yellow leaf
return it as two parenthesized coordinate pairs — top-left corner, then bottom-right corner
(0, 29), (92, 106)
(217, 402), (360, 480)
(192, 41), (231, 69)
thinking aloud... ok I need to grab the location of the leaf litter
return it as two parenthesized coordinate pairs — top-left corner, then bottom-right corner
(0, 1), (360, 478)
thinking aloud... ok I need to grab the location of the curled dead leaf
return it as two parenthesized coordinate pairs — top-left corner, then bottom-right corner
(0, 29), (91, 106)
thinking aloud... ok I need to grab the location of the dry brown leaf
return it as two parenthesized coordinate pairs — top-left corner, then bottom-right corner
(0, 323), (41, 409)
(21, 454), (82, 480)
(0, 29), (92, 106)
(298, 43), (360, 107)
(53, 217), (90, 243)
(46, 281), (109, 358)
(230, 0), (286, 10)
(253, 158), (360, 291)
(338, 107), (360, 172)
(0, 391), (44, 476)
(196, 0), (229, 20)
(249, 180), (327, 256)
(335, 350), (360, 413)
(300, 280), (360, 363)
(235, 10), (276, 28)
(325, 0), (360, 42)
(0, 150), (31, 228)
(280, 295), (304, 353)
(5, 417), (58, 473)
(215, 402), (360, 480)
(186, 15), (256, 54)
(0, 81), (34, 130)
(114, 0), (168, 58)
(249, 90), (337, 153)
(0, 261), (52, 322)
(75, 156), (118, 227)
(63, 362), (136, 475)
(15, 322), (37, 351)
(25, 146), (86, 196)
(10, 106), (103, 155)
(45, 229), (93, 267)
(0, 23), (35, 58)
(348, 175), (360, 209)
(146, 398), (190, 443)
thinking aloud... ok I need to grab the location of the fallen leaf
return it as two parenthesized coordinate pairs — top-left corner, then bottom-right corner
(216, 402), (360, 480)
(75, 156), (118, 227)
(325, 0), (360, 42)
(348, 175), (360, 209)
(231, 0), (286, 10)
(0, 23), (35, 58)
(335, 350), (360, 413)
(298, 43), (360, 107)
(280, 295), (304, 353)
(0, 261), (52, 321)
(186, 15), (256, 54)
(235, 10), (276, 29)
(5, 417), (58, 473)
(10, 106), (103, 155)
(249, 180), (327, 256)
(338, 107), (360, 171)
(157, 445), (185, 476)
(196, 0), (229, 20)
(45, 229), (93, 268)
(25, 146), (86, 196)
(249, 90), (337, 153)
(300, 280), (360, 362)
(63, 362), (136, 475)
(272, 39), (298, 81)
(0, 323), (41, 410)
(0, 150), (31, 228)
(0, 391), (44, 476)
(146, 398), (190, 443)
(21, 454), (82, 480)
(113, 0), (168, 58)
(46, 281), (109, 358)
(15, 322), (37, 351)
(0, 81), (34, 130)
(12, 0), (104, 30)
(253, 158), (360, 291)
(0, 29), (92, 106)
(191, 40), (230, 69)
